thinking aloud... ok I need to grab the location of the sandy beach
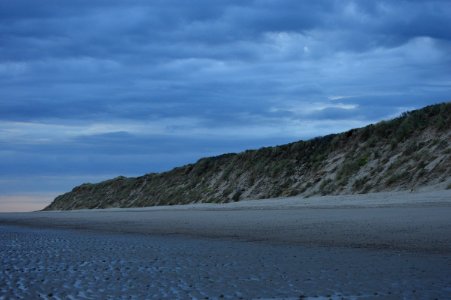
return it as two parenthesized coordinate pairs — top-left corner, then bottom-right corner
(2, 190), (451, 253)
(1, 190), (451, 299)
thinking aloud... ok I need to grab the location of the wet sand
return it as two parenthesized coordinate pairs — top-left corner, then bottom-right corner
(1, 190), (451, 299)
(1, 225), (451, 299)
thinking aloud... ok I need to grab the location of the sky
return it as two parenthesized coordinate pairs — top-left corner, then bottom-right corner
(1, 0), (450, 211)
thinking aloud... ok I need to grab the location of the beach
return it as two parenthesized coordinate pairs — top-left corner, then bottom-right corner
(1, 190), (451, 299)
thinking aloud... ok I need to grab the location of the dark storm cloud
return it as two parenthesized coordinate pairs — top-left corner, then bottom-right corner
(1, 0), (451, 200)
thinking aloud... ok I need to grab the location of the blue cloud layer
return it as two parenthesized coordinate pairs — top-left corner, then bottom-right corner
(1, 0), (450, 199)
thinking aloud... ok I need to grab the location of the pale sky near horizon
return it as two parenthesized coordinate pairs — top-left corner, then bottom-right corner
(1, 0), (451, 211)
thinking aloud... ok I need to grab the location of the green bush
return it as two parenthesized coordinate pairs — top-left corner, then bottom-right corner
(319, 178), (335, 195)
(336, 154), (368, 181)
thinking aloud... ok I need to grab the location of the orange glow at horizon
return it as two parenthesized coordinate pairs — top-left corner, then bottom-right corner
(0, 195), (56, 212)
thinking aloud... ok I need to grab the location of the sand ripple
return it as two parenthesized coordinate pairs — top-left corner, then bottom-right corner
(1, 225), (450, 299)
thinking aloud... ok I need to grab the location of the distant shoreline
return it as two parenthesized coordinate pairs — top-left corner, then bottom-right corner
(1, 190), (451, 254)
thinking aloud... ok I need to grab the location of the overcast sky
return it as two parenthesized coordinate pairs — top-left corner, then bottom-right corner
(1, 0), (450, 211)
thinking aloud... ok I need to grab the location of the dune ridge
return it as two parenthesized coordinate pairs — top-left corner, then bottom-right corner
(45, 102), (451, 210)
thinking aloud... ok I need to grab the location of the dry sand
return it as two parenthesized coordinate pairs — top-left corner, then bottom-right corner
(1, 190), (451, 299)
(1, 190), (451, 253)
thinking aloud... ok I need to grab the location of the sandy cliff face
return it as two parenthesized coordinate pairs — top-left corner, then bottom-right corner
(45, 103), (451, 210)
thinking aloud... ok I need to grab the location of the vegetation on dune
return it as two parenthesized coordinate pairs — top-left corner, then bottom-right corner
(45, 102), (451, 210)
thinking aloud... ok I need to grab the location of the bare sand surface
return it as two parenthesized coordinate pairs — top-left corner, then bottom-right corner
(1, 191), (451, 299)
(1, 225), (451, 299)
(1, 190), (451, 253)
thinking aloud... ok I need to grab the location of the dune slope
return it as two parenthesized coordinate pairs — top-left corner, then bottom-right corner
(45, 102), (451, 210)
